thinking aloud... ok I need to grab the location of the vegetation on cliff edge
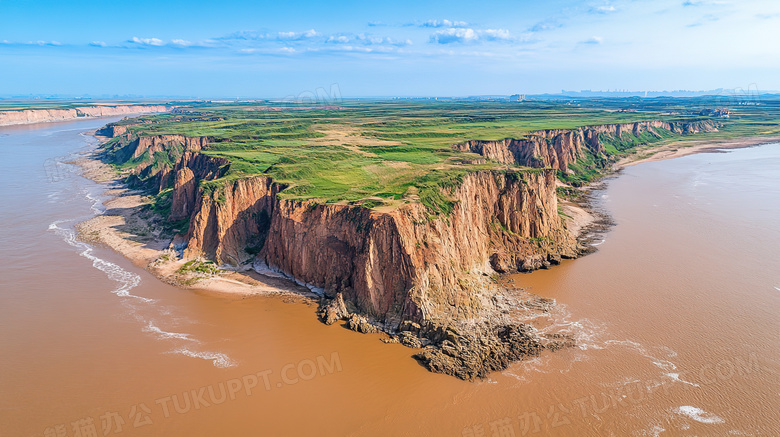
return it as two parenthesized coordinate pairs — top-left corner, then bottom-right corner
(100, 98), (780, 211)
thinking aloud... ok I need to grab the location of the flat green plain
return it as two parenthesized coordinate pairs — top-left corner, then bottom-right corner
(101, 98), (780, 211)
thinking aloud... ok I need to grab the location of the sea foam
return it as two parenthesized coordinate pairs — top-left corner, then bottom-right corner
(675, 406), (725, 424)
(170, 348), (237, 368)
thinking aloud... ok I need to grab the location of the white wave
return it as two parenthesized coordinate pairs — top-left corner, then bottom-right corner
(604, 339), (676, 371)
(638, 424), (666, 437)
(170, 348), (237, 368)
(659, 346), (678, 358)
(591, 239), (606, 246)
(43, 127), (240, 369)
(774, 286), (780, 292)
(49, 220), (238, 368)
(601, 339), (699, 388)
(539, 307), (606, 351)
(83, 190), (104, 214)
(504, 355), (552, 383)
(665, 372), (699, 387)
(143, 321), (198, 342)
(675, 406), (725, 424)
(649, 425), (665, 436)
(48, 220), (152, 302)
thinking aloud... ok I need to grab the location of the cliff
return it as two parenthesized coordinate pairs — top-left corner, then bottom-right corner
(171, 165), (576, 328)
(97, 118), (717, 379)
(0, 104), (170, 127)
(97, 124), (585, 379)
(454, 120), (721, 173)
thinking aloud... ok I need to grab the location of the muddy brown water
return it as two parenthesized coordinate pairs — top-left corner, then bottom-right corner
(1, 119), (779, 436)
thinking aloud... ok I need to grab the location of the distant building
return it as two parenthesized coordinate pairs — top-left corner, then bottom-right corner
(509, 94), (525, 102)
(700, 108), (730, 118)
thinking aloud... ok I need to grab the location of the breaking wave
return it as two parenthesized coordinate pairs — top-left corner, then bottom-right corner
(142, 321), (198, 342)
(47, 219), (149, 302)
(46, 151), (236, 369)
(169, 348), (237, 368)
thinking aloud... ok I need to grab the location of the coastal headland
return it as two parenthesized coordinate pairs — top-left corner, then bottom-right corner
(62, 99), (780, 379)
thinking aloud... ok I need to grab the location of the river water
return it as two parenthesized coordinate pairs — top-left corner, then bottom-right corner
(1, 119), (779, 436)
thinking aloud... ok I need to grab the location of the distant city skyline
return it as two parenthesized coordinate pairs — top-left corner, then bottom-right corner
(1, 0), (778, 97)
(1, 86), (773, 101)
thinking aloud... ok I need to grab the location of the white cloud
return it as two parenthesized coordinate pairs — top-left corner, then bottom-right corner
(319, 33), (412, 47)
(682, 0), (729, 6)
(89, 41), (107, 47)
(430, 28), (513, 44)
(131, 37), (164, 46)
(278, 29), (320, 40)
(591, 5), (617, 13)
(529, 19), (563, 32)
(581, 36), (604, 44)
(422, 19), (469, 28)
(26, 40), (61, 46)
(171, 39), (192, 46)
(327, 35), (350, 43)
(482, 29), (512, 41)
(430, 28), (479, 44)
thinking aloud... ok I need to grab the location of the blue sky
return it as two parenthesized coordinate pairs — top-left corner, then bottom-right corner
(1, 0), (778, 97)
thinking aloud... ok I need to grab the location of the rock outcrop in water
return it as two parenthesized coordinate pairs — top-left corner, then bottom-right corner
(0, 105), (170, 127)
(94, 118), (716, 379)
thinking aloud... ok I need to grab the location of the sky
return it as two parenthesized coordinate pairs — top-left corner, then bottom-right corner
(1, 0), (779, 98)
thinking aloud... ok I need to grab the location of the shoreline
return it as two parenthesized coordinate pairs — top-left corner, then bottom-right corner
(0, 105), (171, 128)
(559, 134), (780, 250)
(73, 132), (780, 301)
(615, 134), (780, 168)
(73, 136), (316, 301)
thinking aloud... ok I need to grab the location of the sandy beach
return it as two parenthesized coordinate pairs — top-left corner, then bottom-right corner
(615, 135), (780, 168)
(73, 143), (314, 300)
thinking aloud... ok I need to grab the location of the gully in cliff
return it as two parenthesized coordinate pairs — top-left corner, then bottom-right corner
(75, 106), (730, 380)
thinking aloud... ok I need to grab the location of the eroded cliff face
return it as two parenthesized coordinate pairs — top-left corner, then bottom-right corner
(104, 119), (720, 323)
(99, 125), (577, 332)
(173, 168), (577, 331)
(454, 120), (721, 172)
(0, 105), (170, 127)
(105, 119), (708, 379)
(173, 165), (578, 379)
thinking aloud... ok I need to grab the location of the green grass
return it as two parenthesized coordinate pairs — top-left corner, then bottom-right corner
(99, 97), (780, 212)
(177, 260), (220, 275)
